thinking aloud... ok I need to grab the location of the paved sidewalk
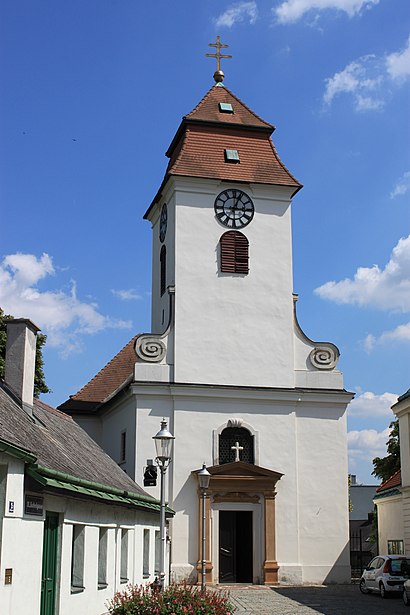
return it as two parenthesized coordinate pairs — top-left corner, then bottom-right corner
(221, 584), (403, 614)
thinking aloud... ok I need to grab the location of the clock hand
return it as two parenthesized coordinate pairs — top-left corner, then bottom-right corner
(232, 195), (240, 216)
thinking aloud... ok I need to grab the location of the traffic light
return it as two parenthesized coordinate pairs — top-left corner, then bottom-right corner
(143, 462), (157, 487)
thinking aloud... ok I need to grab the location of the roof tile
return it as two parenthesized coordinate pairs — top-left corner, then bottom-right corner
(167, 124), (300, 188)
(376, 469), (401, 492)
(185, 84), (273, 129)
(58, 335), (138, 411)
(0, 385), (150, 497)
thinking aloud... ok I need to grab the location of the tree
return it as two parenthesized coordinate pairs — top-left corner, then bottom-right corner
(0, 308), (51, 397)
(372, 419), (400, 483)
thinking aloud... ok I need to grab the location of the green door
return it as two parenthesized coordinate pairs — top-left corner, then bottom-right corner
(40, 512), (59, 615)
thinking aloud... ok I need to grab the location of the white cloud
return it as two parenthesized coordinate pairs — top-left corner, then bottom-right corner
(323, 36), (410, 110)
(348, 426), (391, 463)
(315, 235), (410, 312)
(215, 1), (258, 28)
(111, 288), (142, 301)
(0, 253), (131, 356)
(347, 391), (398, 417)
(323, 55), (384, 110)
(391, 170), (410, 198)
(386, 35), (410, 81)
(364, 321), (410, 350)
(274, 0), (379, 25)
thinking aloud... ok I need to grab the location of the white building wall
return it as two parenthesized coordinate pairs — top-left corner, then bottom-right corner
(100, 395), (136, 478)
(0, 452), (161, 615)
(133, 385), (351, 585)
(0, 454), (44, 615)
(151, 185), (176, 335)
(148, 178), (297, 389)
(394, 396), (410, 553)
(376, 495), (405, 555)
(74, 396), (137, 479)
(295, 407), (350, 583)
(403, 490), (410, 554)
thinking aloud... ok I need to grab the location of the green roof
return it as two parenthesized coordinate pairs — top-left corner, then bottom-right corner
(374, 487), (401, 500)
(0, 435), (174, 516)
(27, 464), (174, 515)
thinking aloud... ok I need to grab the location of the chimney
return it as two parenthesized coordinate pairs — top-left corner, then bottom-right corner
(350, 474), (357, 486)
(5, 318), (40, 415)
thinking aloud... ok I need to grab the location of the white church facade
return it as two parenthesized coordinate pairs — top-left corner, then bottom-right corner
(60, 78), (354, 585)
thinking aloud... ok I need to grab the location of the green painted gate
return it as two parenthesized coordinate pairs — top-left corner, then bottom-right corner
(40, 512), (59, 615)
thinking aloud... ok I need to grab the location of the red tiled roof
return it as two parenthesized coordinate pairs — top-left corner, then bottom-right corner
(184, 84), (273, 130)
(146, 84), (301, 218)
(166, 124), (300, 188)
(58, 335), (138, 412)
(376, 469), (401, 492)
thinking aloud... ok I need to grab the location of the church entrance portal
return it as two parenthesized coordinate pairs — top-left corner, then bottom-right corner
(219, 510), (253, 583)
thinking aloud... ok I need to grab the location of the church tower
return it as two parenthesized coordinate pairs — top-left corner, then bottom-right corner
(137, 64), (341, 393)
(143, 82), (301, 388)
(62, 44), (353, 587)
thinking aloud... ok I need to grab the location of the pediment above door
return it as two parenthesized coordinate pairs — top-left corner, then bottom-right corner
(193, 461), (283, 496)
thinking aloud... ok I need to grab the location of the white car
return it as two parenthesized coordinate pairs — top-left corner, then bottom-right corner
(359, 555), (410, 598)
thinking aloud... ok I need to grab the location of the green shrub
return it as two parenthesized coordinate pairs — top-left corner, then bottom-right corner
(107, 581), (235, 615)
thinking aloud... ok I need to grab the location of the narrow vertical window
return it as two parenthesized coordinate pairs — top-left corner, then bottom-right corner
(387, 540), (404, 555)
(71, 525), (85, 592)
(143, 529), (150, 578)
(154, 530), (160, 575)
(120, 430), (126, 464)
(98, 528), (108, 589)
(120, 529), (128, 583)
(220, 231), (249, 274)
(160, 245), (166, 295)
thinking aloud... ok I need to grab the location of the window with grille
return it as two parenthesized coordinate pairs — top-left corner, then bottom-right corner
(388, 540), (404, 555)
(220, 231), (249, 274)
(160, 245), (166, 295)
(219, 427), (254, 464)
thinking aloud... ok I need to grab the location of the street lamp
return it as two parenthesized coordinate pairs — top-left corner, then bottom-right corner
(153, 419), (174, 591)
(197, 463), (211, 593)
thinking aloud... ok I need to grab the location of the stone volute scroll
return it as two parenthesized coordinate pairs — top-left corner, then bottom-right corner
(135, 286), (175, 363)
(135, 337), (166, 363)
(293, 293), (340, 371)
(309, 344), (339, 370)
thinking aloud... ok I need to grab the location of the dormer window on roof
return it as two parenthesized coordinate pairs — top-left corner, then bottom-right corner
(219, 102), (234, 113)
(225, 149), (240, 163)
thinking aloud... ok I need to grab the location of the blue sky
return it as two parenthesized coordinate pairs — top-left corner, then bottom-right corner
(1, 0), (409, 484)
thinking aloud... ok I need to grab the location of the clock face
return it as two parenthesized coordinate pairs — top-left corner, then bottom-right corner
(214, 189), (254, 229)
(159, 203), (167, 242)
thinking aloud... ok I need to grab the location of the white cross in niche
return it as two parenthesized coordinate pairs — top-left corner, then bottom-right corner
(231, 441), (244, 462)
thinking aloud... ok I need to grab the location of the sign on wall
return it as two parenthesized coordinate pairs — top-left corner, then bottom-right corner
(24, 494), (44, 516)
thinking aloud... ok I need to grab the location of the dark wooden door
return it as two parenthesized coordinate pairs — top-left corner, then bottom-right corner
(40, 512), (59, 615)
(219, 511), (253, 583)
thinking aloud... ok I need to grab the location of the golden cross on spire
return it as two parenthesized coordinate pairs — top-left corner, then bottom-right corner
(206, 36), (232, 83)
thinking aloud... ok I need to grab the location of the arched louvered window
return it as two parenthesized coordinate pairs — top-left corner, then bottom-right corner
(160, 245), (166, 295)
(220, 231), (249, 274)
(219, 427), (254, 465)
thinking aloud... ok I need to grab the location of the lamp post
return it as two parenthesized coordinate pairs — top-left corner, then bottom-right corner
(153, 419), (175, 591)
(197, 463), (211, 593)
